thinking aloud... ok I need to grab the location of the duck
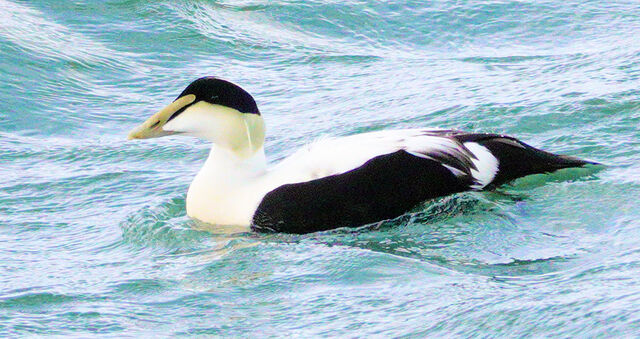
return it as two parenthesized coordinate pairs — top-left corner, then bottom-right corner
(128, 76), (597, 234)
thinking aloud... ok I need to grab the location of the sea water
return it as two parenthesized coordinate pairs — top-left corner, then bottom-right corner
(1, 0), (639, 336)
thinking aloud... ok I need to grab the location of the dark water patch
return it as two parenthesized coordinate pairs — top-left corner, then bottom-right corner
(460, 55), (550, 64)
(120, 197), (212, 250)
(3, 311), (126, 336)
(0, 291), (95, 310)
(110, 278), (176, 296)
(286, 54), (382, 65)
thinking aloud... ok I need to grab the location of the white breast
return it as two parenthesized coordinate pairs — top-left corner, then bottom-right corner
(185, 146), (271, 228)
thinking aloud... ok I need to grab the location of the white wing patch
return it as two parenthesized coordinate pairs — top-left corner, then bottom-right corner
(268, 129), (501, 190)
(464, 142), (499, 189)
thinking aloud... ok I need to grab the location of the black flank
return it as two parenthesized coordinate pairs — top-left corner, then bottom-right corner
(251, 150), (471, 234)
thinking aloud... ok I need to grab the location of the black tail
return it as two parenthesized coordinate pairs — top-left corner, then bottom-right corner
(455, 134), (599, 187)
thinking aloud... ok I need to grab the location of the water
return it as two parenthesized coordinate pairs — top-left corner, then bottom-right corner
(1, 0), (639, 336)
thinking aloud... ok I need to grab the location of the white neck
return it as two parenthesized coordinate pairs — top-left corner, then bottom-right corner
(201, 144), (267, 180)
(185, 144), (268, 227)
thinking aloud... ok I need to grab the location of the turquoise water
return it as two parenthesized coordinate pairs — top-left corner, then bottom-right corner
(1, 0), (640, 336)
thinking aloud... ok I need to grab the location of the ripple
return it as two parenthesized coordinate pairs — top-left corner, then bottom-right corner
(120, 197), (209, 250)
(0, 292), (78, 309)
(2, 0), (640, 336)
(0, 0), (129, 68)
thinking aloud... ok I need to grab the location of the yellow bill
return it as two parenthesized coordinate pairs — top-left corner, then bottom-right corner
(127, 94), (196, 140)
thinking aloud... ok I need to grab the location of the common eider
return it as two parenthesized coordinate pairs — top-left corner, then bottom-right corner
(128, 77), (597, 234)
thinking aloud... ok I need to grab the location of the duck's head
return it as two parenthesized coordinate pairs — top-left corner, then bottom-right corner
(128, 77), (265, 157)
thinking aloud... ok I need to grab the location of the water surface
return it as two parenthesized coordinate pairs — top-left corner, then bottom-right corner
(1, 0), (640, 336)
